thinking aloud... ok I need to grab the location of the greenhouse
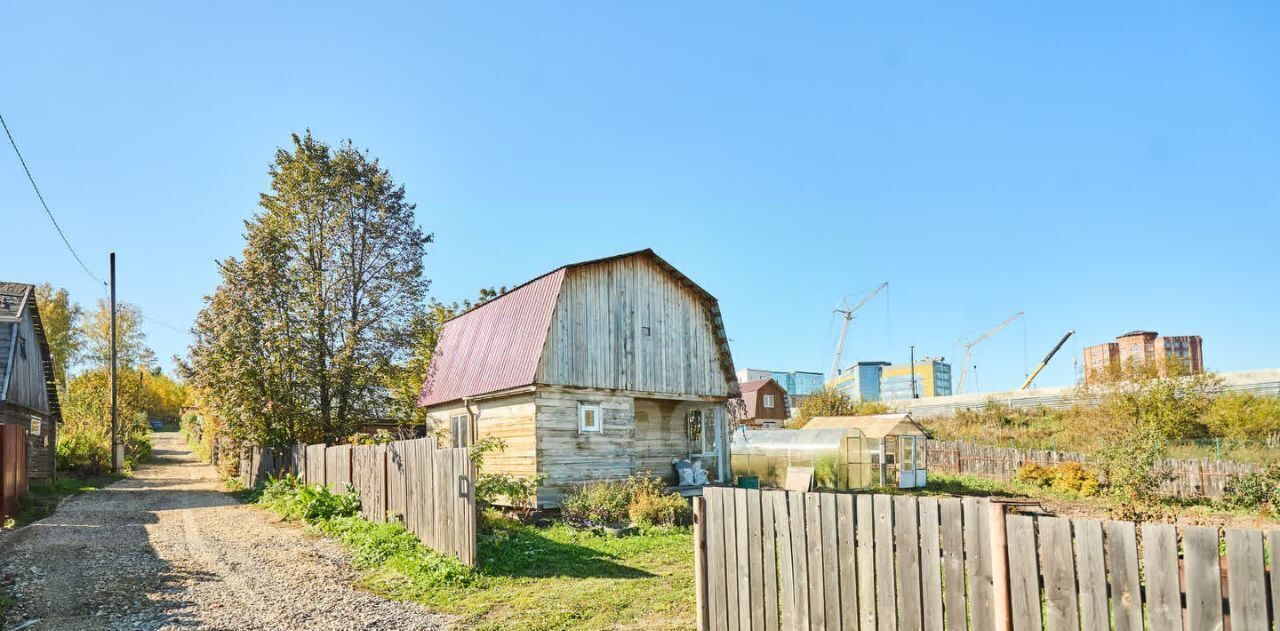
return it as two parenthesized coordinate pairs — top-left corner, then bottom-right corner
(729, 418), (927, 490)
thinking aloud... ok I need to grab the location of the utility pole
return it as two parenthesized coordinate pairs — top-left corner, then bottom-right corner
(910, 345), (919, 399)
(110, 253), (121, 474)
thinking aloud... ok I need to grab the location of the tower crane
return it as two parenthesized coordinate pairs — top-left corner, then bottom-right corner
(955, 311), (1024, 394)
(829, 282), (889, 380)
(1019, 330), (1075, 390)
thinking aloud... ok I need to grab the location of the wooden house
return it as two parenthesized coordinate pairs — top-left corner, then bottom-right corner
(418, 250), (739, 507)
(0, 282), (60, 482)
(731, 378), (788, 428)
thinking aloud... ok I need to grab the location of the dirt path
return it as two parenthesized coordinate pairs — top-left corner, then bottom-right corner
(0, 432), (451, 630)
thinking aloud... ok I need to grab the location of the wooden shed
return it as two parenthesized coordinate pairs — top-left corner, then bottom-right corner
(0, 282), (60, 483)
(418, 249), (739, 507)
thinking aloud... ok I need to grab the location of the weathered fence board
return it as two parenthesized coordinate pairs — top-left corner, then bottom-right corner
(698, 487), (1280, 631)
(1183, 526), (1223, 630)
(1073, 519), (1109, 631)
(928, 439), (1259, 499)
(1225, 528), (1267, 631)
(243, 437), (474, 565)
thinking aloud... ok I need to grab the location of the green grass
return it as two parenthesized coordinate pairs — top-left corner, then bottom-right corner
(6, 473), (123, 528)
(264, 498), (696, 631)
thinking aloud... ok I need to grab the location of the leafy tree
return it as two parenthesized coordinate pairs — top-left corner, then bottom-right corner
(1203, 392), (1280, 440)
(1079, 358), (1221, 441)
(82, 300), (156, 370)
(33, 284), (83, 397)
(189, 131), (432, 447)
(59, 367), (151, 472)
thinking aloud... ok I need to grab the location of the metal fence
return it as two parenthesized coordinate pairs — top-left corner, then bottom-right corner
(241, 437), (477, 565)
(0, 424), (27, 519)
(927, 439), (1261, 499)
(695, 487), (1280, 631)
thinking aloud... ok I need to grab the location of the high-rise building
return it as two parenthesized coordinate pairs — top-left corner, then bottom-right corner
(1083, 330), (1203, 382)
(828, 359), (952, 401)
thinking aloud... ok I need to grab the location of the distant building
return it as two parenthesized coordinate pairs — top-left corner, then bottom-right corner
(735, 369), (824, 413)
(829, 361), (890, 402)
(1083, 330), (1204, 382)
(828, 359), (952, 402)
(731, 378), (789, 428)
(881, 359), (952, 401)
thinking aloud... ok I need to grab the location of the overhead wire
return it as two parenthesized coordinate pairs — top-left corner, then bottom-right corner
(1, 112), (107, 289)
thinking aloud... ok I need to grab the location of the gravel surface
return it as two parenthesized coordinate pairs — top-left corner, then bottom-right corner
(0, 432), (452, 631)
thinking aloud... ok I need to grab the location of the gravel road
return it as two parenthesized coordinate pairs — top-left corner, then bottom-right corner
(0, 432), (452, 631)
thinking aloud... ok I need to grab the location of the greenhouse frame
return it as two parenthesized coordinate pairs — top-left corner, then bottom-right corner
(729, 415), (928, 490)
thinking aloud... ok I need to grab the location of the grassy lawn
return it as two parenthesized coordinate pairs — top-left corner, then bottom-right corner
(326, 514), (695, 630)
(4, 473), (123, 529)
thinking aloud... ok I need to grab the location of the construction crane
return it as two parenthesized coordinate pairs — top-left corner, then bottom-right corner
(955, 311), (1024, 394)
(1019, 330), (1075, 390)
(829, 282), (889, 380)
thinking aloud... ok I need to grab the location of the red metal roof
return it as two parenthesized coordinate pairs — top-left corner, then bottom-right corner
(418, 248), (739, 407)
(738, 378), (776, 393)
(418, 269), (565, 407)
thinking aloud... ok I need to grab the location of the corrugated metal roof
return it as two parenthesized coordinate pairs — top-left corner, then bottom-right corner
(418, 269), (565, 407)
(738, 378), (775, 394)
(418, 249), (739, 407)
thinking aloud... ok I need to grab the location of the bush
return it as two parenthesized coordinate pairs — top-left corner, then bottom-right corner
(258, 474), (361, 523)
(1013, 462), (1100, 497)
(1221, 465), (1280, 516)
(1090, 427), (1173, 502)
(560, 475), (673, 526)
(629, 491), (691, 527)
(1014, 463), (1054, 487)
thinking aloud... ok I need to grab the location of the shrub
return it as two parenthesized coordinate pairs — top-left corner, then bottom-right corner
(1050, 462), (1100, 496)
(258, 474), (361, 523)
(628, 491), (691, 527)
(1221, 465), (1280, 516)
(560, 475), (670, 526)
(1013, 462), (1100, 497)
(1014, 463), (1054, 487)
(1090, 427), (1173, 502)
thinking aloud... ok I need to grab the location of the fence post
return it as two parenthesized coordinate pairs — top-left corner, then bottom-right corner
(694, 495), (708, 631)
(988, 501), (1012, 631)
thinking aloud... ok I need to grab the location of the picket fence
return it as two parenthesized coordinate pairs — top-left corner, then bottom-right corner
(240, 437), (477, 565)
(695, 486), (1280, 631)
(0, 424), (28, 519)
(927, 439), (1260, 499)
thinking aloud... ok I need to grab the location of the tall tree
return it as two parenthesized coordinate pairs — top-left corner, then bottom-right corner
(33, 284), (84, 396)
(190, 131), (431, 445)
(83, 300), (155, 369)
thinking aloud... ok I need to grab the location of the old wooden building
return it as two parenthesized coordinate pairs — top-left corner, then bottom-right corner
(0, 282), (60, 482)
(418, 250), (739, 506)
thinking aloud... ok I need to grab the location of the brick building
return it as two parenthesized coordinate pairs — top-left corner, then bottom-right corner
(1083, 330), (1204, 382)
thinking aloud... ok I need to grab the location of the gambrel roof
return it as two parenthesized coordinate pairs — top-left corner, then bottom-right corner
(418, 249), (736, 407)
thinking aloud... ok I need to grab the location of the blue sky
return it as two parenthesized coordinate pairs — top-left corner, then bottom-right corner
(3, 2), (1278, 392)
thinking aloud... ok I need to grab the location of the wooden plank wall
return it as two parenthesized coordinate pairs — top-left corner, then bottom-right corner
(0, 423), (28, 519)
(279, 437), (476, 566)
(698, 487), (1280, 631)
(928, 439), (1258, 499)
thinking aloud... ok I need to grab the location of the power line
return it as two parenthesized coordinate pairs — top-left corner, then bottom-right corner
(1, 113), (107, 288)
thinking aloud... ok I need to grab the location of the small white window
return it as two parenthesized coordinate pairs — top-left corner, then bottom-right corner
(762, 394), (775, 409)
(578, 404), (602, 433)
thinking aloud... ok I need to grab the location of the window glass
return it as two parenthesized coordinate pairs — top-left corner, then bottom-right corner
(579, 404), (602, 433)
(763, 394), (775, 408)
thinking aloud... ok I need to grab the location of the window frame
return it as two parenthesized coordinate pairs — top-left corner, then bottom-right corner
(762, 394), (775, 409)
(578, 403), (602, 433)
(449, 413), (469, 448)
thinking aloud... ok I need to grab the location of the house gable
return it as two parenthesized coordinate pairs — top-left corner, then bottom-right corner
(0, 282), (57, 416)
(535, 252), (736, 398)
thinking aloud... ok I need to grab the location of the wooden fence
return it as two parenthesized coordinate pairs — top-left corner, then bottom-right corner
(243, 437), (476, 565)
(927, 439), (1260, 499)
(695, 487), (1280, 631)
(0, 424), (28, 519)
